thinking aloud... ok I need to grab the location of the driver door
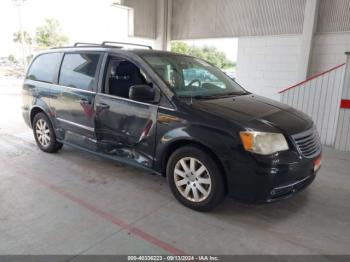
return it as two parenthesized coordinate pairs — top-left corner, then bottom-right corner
(94, 55), (159, 170)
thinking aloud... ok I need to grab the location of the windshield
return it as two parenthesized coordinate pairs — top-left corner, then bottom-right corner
(141, 54), (247, 98)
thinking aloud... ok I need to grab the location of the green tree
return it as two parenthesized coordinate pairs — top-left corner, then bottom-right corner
(171, 42), (236, 69)
(171, 42), (190, 55)
(26, 54), (34, 64)
(35, 18), (69, 48)
(13, 30), (32, 45)
(8, 54), (17, 63)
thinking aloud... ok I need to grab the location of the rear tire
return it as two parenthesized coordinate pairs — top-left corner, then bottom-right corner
(167, 146), (225, 211)
(33, 112), (63, 153)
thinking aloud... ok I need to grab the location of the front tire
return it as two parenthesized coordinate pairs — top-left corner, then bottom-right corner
(167, 146), (225, 211)
(33, 112), (63, 153)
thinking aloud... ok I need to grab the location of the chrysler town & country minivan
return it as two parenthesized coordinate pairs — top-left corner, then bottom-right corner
(22, 42), (322, 211)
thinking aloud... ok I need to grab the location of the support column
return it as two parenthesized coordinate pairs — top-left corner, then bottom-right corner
(155, 0), (172, 50)
(297, 0), (319, 82)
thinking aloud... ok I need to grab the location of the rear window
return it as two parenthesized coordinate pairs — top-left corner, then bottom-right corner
(27, 53), (62, 83)
(58, 53), (101, 91)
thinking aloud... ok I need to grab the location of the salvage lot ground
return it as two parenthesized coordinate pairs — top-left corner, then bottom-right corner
(0, 77), (350, 256)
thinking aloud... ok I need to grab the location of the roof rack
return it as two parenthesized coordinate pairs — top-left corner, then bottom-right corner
(52, 41), (153, 50)
(74, 42), (101, 47)
(101, 41), (152, 50)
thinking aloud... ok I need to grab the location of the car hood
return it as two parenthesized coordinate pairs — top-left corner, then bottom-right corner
(190, 94), (313, 134)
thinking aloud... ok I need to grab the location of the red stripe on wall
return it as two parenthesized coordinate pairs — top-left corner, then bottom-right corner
(340, 99), (350, 109)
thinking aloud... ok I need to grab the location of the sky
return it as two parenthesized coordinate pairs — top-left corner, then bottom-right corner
(0, 0), (237, 61)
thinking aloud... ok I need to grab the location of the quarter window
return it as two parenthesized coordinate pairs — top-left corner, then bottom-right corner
(27, 53), (61, 83)
(59, 53), (101, 91)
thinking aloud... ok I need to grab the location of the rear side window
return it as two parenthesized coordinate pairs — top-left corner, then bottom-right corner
(27, 53), (61, 83)
(59, 53), (101, 91)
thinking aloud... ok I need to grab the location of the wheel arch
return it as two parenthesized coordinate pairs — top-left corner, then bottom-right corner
(30, 106), (47, 126)
(29, 105), (55, 130)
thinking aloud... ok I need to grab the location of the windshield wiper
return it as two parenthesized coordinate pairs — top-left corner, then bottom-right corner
(193, 95), (222, 99)
(178, 95), (219, 99)
(217, 91), (249, 97)
(195, 92), (248, 99)
(178, 91), (248, 100)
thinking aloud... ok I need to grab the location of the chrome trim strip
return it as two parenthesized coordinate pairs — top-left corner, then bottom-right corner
(98, 93), (175, 111)
(273, 176), (310, 191)
(158, 106), (176, 111)
(36, 80), (96, 94)
(25, 80), (97, 95)
(97, 93), (158, 107)
(55, 85), (96, 94)
(291, 126), (317, 139)
(56, 118), (94, 132)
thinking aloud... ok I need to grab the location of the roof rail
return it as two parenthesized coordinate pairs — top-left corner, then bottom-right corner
(73, 42), (101, 47)
(52, 41), (153, 50)
(101, 41), (152, 50)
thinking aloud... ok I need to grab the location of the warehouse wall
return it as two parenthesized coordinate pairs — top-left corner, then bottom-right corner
(121, 0), (350, 102)
(236, 32), (350, 100)
(236, 35), (301, 101)
(310, 33), (350, 75)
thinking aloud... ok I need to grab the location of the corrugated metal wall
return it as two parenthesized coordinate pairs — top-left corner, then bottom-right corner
(280, 64), (345, 146)
(171, 0), (306, 40)
(122, 0), (350, 40)
(335, 58), (350, 151)
(335, 104), (350, 151)
(317, 0), (350, 33)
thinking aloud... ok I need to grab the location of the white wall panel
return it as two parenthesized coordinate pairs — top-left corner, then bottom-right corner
(310, 33), (350, 75)
(236, 35), (301, 101)
(335, 110), (350, 151)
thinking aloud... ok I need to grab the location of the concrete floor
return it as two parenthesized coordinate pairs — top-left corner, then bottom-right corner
(1, 77), (350, 255)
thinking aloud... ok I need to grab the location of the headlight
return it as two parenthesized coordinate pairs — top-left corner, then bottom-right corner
(239, 131), (289, 155)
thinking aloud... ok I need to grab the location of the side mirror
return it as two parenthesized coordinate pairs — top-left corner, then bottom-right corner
(129, 84), (156, 103)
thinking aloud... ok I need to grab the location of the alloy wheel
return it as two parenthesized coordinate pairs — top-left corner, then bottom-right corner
(174, 157), (212, 202)
(35, 119), (51, 147)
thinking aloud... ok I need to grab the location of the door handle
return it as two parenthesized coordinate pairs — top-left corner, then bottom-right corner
(79, 98), (91, 105)
(97, 103), (110, 109)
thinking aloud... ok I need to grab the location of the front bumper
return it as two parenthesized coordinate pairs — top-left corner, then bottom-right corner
(226, 149), (321, 203)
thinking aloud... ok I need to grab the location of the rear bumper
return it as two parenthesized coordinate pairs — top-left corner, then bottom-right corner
(22, 107), (31, 128)
(225, 150), (320, 203)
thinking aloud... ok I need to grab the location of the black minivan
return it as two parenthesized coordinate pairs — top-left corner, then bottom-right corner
(22, 42), (322, 211)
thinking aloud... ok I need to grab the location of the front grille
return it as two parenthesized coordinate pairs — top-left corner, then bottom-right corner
(291, 127), (321, 158)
